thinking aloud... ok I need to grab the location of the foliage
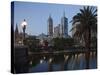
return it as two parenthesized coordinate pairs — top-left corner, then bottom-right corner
(52, 37), (74, 50)
(71, 6), (97, 49)
(24, 36), (40, 52)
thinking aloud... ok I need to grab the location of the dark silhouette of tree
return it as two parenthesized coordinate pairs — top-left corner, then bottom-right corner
(24, 36), (40, 52)
(71, 6), (97, 69)
(52, 38), (74, 50)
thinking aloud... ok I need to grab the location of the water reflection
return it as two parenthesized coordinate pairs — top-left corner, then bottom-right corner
(40, 59), (44, 64)
(29, 52), (97, 72)
(14, 51), (97, 73)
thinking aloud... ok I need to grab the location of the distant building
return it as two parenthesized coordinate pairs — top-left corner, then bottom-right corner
(47, 15), (53, 37)
(53, 24), (60, 38)
(72, 22), (80, 38)
(37, 33), (48, 41)
(59, 23), (63, 38)
(14, 24), (21, 45)
(47, 12), (69, 39)
(14, 24), (24, 45)
(71, 21), (97, 47)
(60, 12), (68, 38)
(15, 24), (19, 42)
(36, 33), (48, 46)
(71, 22), (82, 46)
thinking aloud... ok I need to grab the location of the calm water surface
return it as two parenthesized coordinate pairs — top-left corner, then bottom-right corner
(14, 51), (97, 73)
(28, 52), (97, 72)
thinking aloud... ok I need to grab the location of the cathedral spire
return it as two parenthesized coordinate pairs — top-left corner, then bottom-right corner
(15, 23), (19, 34)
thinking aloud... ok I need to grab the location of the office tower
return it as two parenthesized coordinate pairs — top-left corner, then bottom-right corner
(47, 15), (53, 37)
(61, 11), (68, 38)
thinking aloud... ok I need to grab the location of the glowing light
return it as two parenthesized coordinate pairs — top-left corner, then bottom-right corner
(21, 19), (27, 27)
(65, 55), (69, 61)
(43, 56), (46, 60)
(29, 61), (32, 65)
(49, 58), (52, 63)
(40, 59), (44, 64)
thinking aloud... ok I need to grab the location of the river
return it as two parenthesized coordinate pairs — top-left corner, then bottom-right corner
(28, 52), (97, 72)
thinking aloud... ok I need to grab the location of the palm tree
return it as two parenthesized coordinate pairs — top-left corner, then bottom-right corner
(71, 6), (97, 50)
(71, 6), (97, 69)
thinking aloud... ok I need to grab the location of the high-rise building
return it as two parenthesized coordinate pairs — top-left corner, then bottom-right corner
(59, 23), (63, 37)
(60, 11), (68, 38)
(72, 22), (80, 38)
(53, 24), (60, 38)
(47, 15), (53, 37)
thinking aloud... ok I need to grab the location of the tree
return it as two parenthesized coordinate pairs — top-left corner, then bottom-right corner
(71, 6), (97, 69)
(52, 38), (74, 50)
(24, 36), (40, 52)
(71, 6), (97, 50)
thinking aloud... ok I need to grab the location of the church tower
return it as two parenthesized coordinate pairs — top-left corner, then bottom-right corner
(15, 23), (19, 38)
(15, 23), (19, 44)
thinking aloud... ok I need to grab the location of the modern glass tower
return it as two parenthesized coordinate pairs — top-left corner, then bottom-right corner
(60, 11), (68, 38)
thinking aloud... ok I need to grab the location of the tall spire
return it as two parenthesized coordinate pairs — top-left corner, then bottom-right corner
(15, 23), (18, 33)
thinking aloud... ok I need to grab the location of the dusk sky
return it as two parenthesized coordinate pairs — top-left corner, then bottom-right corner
(13, 1), (87, 36)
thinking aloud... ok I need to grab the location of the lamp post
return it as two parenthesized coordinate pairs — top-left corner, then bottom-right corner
(21, 19), (27, 45)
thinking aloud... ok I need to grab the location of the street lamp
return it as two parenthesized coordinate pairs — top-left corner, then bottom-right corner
(21, 19), (27, 44)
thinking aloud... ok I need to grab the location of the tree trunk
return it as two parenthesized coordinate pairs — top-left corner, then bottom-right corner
(85, 28), (91, 69)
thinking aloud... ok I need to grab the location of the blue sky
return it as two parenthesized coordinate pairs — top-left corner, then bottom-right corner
(13, 1), (86, 36)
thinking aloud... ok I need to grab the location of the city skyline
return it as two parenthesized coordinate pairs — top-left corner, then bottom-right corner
(12, 2), (97, 73)
(14, 1), (86, 36)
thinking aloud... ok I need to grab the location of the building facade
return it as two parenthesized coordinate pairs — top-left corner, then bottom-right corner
(47, 15), (53, 37)
(47, 12), (69, 39)
(53, 24), (60, 38)
(14, 24), (24, 45)
(60, 12), (68, 38)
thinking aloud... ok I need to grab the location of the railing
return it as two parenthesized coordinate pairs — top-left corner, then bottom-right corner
(29, 49), (96, 55)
